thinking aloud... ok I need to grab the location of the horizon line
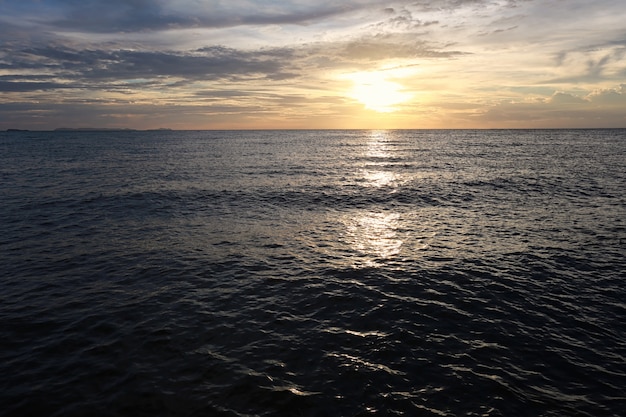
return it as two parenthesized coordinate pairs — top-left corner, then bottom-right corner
(5, 127), (626, 132)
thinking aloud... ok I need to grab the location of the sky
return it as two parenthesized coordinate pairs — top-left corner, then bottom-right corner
(1, 0), (625, 130)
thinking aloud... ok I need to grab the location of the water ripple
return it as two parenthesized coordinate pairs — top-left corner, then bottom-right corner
(1, 129), (625, 416)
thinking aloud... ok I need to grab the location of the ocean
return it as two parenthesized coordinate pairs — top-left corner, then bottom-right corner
(1, 129), (625, 416)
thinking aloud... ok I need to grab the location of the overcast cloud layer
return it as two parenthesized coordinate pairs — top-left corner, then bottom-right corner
(1, 0), (625, 129)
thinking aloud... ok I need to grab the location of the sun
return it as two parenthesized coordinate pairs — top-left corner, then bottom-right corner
(348, 71), (413, 112)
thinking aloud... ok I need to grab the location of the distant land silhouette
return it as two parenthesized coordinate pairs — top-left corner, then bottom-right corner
(6, 128), (173, 132)
(53, 127), (172, 131)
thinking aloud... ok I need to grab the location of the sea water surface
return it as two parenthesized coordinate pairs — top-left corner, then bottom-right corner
(1, 129), (625, 416)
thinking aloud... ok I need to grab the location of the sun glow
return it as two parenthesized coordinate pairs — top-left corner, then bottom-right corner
(347, 71), (413, 112)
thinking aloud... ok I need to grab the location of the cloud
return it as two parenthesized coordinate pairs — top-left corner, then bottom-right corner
(548, 44), (626, 84)
(2, 0), (625, 129)
(369, 7), (439, 31)
(340, 35), (463, 61)
(475, 86), (626, 127)
(409, 0), (525, 13)
(1, 23), (464, 94)
(2, 44), (299, 87)
(5, 0), (521, 36)
(10, 0), (390, 33)
(0, 80), (74, 92)
(588, 84), (626, 104)
(548, 92), (587, 104)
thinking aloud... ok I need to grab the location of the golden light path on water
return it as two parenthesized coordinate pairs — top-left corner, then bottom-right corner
(344, 131), (404, 267)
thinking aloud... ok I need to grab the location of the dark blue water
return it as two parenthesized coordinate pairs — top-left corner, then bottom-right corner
(1, 129), (625, 416)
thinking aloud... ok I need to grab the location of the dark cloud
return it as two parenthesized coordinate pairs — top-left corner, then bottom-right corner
(49, 0), (200, 32)
(1, 27), (462, 94)
(31, 0), (511, 34)
(1, 44), (299, 90)
(84, 48), (292, 81)
(40, 0), (383, 33)
(0, 80), (74, 92)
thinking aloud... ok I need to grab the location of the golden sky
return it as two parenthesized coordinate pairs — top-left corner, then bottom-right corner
(1, 0), (625, 129)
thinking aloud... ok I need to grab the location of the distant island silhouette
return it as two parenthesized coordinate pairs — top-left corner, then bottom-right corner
(6, 128), (173, 132)
(53, 127), (172, 131)
(54, 127), (135, 131)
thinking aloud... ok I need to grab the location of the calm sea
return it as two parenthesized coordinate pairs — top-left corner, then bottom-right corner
(1, 129), (625, 416)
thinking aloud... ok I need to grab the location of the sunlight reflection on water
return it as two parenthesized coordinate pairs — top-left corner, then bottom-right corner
(347, 131), (404, 266)
(349, 211), (403, 263)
